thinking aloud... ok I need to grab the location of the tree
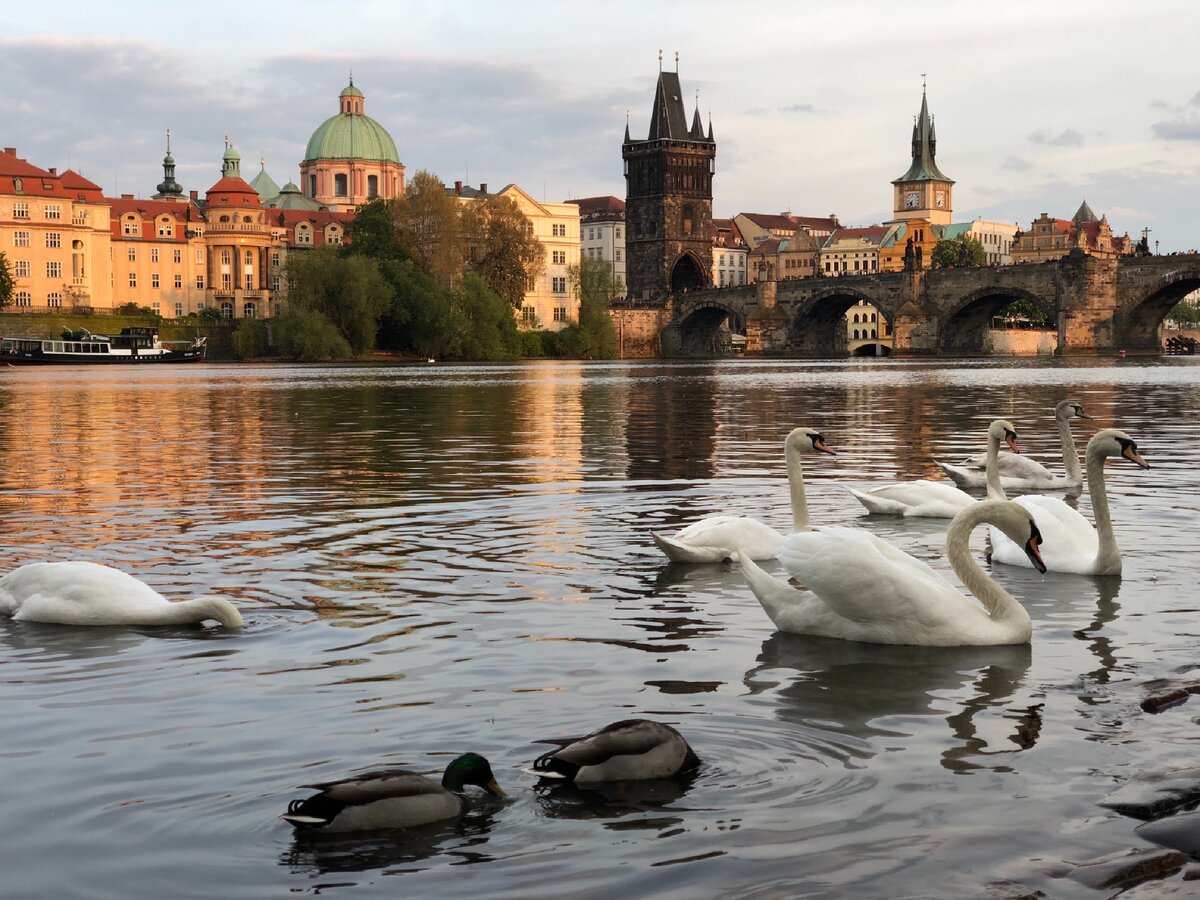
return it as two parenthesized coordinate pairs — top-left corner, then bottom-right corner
(285, 247), (392, 354)
(556, 256), (618, 358)
(997, 297), (1050, 325)
(376, 257), (454, 357)
(393, 171), (464, 288)
(273, 305), (353, 361)
(464, 194), (545, 308)
(345, 197), (407, 262)
(445, 273), (521, 360)
(931, 233), (986, 269)
(0, 251), (13, 308)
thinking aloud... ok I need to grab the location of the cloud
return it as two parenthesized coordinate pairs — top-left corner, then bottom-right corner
(779, 103), (819, 114)
(1151, 117), (1200, 141)
(1027, 128), (1084, 147)
(1001, 156), (1033, 172)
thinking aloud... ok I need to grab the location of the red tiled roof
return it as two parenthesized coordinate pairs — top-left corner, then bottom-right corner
(0, 148), (51, 178)
(205, 176), (262, 206)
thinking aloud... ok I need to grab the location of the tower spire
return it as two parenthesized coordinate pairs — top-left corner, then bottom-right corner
(154, 127), (183, 200)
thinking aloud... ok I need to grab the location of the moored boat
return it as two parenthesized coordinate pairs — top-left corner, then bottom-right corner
(0, 327), (206, 365)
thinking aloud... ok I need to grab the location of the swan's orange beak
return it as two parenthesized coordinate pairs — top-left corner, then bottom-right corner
(812, 436), (836, 456)
(1024, 526), (1047, 573)
(1122, 445), (1149, 469)
(1005, 430), (1020, 454)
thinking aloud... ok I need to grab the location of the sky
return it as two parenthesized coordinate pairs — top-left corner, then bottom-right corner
(4, 0), (1199, 251)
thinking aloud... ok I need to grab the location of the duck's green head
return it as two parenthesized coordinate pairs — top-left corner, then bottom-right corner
(442, 752), (506, 797)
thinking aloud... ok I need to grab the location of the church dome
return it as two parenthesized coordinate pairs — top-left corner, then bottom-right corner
(303, 80), (399, 164)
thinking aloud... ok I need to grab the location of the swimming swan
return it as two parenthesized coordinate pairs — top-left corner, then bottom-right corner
(652, 428), (835, 562)
(989, 428), (1148, 576)
(847, 419), (1017, 518)
(281, 753), (505, 832)
(738, 499), (1046, 646)
(935, 400), (1092, 491)
(0, 561), (243, 628)
(527, 719), (700, 782)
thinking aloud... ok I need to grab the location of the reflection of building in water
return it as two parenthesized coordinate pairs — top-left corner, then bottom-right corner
(623, 368), (718, 483)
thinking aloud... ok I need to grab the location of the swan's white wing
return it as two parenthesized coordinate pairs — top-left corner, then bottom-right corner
(777, 527), (962, 626)
(0, 561), (169, 624)
(990, 496), (1097, 570)
(655, 515), (785, 561)
(848, 481), (974, 518)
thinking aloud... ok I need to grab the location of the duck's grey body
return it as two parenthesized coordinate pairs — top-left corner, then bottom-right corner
(282, 769), (465, 832)
(531, 719), (700, 783)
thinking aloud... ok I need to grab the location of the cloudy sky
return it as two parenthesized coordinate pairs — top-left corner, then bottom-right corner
(4, 0), (1199, 250)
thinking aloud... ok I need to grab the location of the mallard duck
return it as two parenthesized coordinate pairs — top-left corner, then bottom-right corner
(528, 719), (700, 782)
(281, 752), (505, 832)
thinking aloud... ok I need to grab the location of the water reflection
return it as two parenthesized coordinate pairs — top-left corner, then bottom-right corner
(532, 773), (699, 829)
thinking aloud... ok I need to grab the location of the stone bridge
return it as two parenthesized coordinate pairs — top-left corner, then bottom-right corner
(617, 250), (1200, 357)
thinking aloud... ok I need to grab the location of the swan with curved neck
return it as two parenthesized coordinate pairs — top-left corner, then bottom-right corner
(0, 561), (244, 628)
(936, 400), (1092, 491)
(738, 499), (1045, 646)
(847, 419), (1017, 518)
(990, 428), (1148, 575)
(652, 428), (834, 563)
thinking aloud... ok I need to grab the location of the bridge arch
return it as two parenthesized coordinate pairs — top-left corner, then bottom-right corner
(939, 286), (1057, 354)
(1119, 263), (1200, 349)
(788, 285), (892, 356)
(672, 296), (747, 356)
(670, 251), (707, 293)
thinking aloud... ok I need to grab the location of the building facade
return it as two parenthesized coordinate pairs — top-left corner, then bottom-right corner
(712, 217), (748, 286)
(622, 66), (716, 300)
(568, 196), (626, 297)
(1010, 202), (1135, 263)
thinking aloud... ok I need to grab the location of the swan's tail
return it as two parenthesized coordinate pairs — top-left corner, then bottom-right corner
(737, 553), (808, 629)
(931, 458), (973, 487)
(652, 532), (733, 564)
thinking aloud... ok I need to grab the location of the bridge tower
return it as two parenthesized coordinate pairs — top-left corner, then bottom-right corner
(623, 55), (716, 302)
(891, 82), (954, 227)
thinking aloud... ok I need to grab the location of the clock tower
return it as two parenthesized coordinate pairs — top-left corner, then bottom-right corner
(891, 84), (953, 225)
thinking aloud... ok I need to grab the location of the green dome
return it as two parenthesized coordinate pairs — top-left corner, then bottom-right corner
(340, 83), (364, 98)
(304, 112), (399, 164)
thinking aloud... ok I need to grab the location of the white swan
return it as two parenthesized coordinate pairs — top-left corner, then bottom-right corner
(989, 428), (1148, 576)
(0, 561), (244, 628)
(935, 400), (1093, 491)
(652, 427), (835, 562)
(846, 418), (1016, 518)
(737, 499), (1046, 646)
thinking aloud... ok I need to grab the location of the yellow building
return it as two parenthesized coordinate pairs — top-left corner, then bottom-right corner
(1, 147), (113, 312)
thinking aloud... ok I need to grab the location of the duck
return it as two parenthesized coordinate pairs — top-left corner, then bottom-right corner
(527, 719), (701, 782)
(989, 428), (1149, 575)
(652, 428), (835, 562)
(738, 499), (1046, 646)
(0, 560), (243, 628)
(281, 752), (505, 832)
(846, 419), (1017, 518)
(935, 400), (1093, 491)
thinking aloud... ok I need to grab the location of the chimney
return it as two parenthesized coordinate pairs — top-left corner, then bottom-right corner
(455, 180), (463, 195)
(190, 190), (198, 201)
(122, 193), (134, 199)
(48, 167), (57, 176)
(2, 148), (15, 156)
(480, 183), (487, 194)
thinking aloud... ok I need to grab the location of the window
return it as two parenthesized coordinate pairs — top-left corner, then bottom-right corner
(615, 227), (621, 239)
(174, 274), (182, 289)
(13, 201), (29, 218)
(245, 273), (253, 289)
(122, 216), (138, 236)
(128, 247), (137, 262)
(128, 272), (137, 288)
(46, 261), (62, 278)
(152, 273), (160, 288)
(552, 250), (566, 265)
(521, 305), (536, 325)
(221, 302), (233, 319)
(151, 248), (160, 263)
(13, 231), (31, 247)
(243, 302), (256, 319)
(327, 229), (341, 245)
(221, 273), (231, 290)
(14, 260), (30, 277)
(174, 302), (184, 317)
(615, 249), (621, 261)
(553, 306), (567, 322)
(309, 175), (317, 197)
(245, 250), (254, 266)
(45, 232), (61, 248)
(173, 249), (181, 264)
(196, 249), (204, 264)
(367, 175), (378, 198)
(151, 302), (161, 314)
(271, 275), (280, 292)
(45, 204), (61, 220)
(47, 292), (62, 307)
(12, 178), (22, 193)
(334, 173), (348, 196)
(15, 290), (31, 307)
(271, 252), (280, 267)
(296, 226), (312, 245)
(552, 276), (567, 293)
(195, 275), (205, 289)
(552, 223), (566, 237)
(158, 218), (173, 237)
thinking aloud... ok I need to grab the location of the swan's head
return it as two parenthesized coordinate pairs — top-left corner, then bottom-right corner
(989, 419), (1020, 454)
(1088, 428), (1149, 469)
(786, 427), (836, 456)
(1056, 399), (1093, 420)
(195, 597), (244, 629)
(985, 501), (1047, 573)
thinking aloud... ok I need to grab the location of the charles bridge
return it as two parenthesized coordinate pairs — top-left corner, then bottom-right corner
(609, 251), (1200, 358)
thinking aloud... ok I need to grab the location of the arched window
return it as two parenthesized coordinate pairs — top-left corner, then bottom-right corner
(367, 175), (379, 198)
(243, 302), (256, 319)
(871, 313), (877, 322)
(681, 203), (694, 236)
(871, 329), (877, 339)
(853, 313), (860, 323)
(853, 329), (860, 339)
(245, 250), (254, 265)
(221, 302), (234, 319)
(334, 173), (348, 197)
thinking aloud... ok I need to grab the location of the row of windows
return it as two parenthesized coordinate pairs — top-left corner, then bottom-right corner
(717, 254), (747, 267)
(13, 291), (61, 307)
(851, 313), (879, 323)
(521, 306), (571, 324)
(9, 201), (62, 220)
(551, 223), (568, 237)
(11, 231), (63, 248)
(824, 259), (879, 272)
(585, 226), (622, 240)
(584, 247), (621, 261)
(851, 329), (879, 339)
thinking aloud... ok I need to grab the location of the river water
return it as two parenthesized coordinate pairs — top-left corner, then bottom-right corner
(0, 357), (1197, 898)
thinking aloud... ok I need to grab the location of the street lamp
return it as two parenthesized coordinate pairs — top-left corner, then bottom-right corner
(1156, 240), (1160, 255)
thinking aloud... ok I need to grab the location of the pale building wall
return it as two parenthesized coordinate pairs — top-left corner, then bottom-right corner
(712, 246), (747, 286)
(3, 192), (112, 312)
(580, 218), (626, 296)
(966, 219), (1018, 266)
(500, 186), (581, 331)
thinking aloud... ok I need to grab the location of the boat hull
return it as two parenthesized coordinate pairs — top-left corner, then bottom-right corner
(0, 349), (206, 365)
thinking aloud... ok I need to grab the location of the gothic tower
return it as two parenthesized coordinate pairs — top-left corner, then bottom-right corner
(891, 84), (954, 226)
(623, 57), (716, 301)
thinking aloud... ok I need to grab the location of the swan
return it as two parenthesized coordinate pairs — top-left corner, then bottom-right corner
(281, 753), (505, 832)
(847, 418), (1017, 518)
(0, 561), (243, 629)
(737, 499), (1046, 646)
(989, 428), (1149, 575)
(652, 428), (834, 562)
(527, 719), (700, 782)
(935, 400), (1093, 491)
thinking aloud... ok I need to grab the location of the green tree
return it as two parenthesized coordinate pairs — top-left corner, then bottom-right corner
(445, 273), (521, 360)
(376, 257), (454, 357)
(998, 297), (1050, 325)
(1166, 299), (1200, 327)
(0, 251), (13, 307)
(285, 247), (392, 354)
(345, 197), (407, 262)
(393, 171), (464, 288)
(464, 194), (546, 308)
(931, 233), (986, 268)
(231, 318), (271, 359)
(555, 256), (618, 358)
(273, 305), (353, 361)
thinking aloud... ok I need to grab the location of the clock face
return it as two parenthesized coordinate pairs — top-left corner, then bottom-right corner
(935, 191), (945, 208)
(904, 191), (920, 209)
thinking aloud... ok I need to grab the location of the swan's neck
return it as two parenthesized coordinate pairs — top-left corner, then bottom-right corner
(946, 505), (1024, 624)
(985, 432), (1007, 501)
(1058, 413), (1083, 482)
(786, 447), (810, 532)
(155, 597), (244, 629)
(1087, 445), (1120, 573)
